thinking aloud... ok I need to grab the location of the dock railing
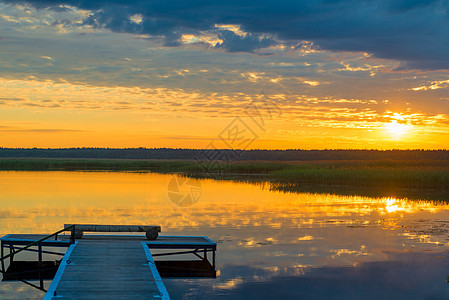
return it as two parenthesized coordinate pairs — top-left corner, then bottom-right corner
(0, 224), (76, 292)
(0, 224), (75, 266)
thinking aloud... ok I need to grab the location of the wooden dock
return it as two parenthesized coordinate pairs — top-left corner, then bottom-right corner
(44, 237), (169, 299)
(1, 232), (217, 299)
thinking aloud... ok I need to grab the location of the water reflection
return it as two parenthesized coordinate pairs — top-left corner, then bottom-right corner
(1, 171), (449, 299)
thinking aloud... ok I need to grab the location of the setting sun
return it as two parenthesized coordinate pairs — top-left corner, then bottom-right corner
(384, 121), (412, 140)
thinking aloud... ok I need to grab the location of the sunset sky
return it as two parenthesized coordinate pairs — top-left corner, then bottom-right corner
(1, 0), (449, 149)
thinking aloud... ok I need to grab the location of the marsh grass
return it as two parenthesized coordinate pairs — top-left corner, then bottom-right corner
(1, 158), (448, 191)
(270, 166), (449, 190)
(0, 158), (197, 172)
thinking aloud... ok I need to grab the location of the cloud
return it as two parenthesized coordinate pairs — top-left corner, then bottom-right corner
(0, 127), (85, 132)
(410, 79), (449, 91)
(3, 0), (449, 70)
(214, 30), (276, 53)
(0, 97), (25, 101)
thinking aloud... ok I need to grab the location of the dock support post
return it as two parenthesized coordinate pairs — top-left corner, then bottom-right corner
(70, 226), (75, 244)
(1, 241), (4, 274)
(9, 246), (14, 266)
(212, 248), (216, 269)
(38, 242), (43, 289)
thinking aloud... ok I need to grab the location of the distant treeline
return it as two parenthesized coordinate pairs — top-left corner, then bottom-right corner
(1, 148), (449, 161)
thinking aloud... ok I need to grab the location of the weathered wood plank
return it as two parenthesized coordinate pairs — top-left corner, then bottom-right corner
(50, 291), (160, 300)
(64, 224), (161, 232)
(55, 280), (160, 291)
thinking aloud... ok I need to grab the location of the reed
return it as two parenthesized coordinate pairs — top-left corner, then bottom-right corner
(0, 158), (197, 172)
(1, 158), (448, 190)
(270, 166), (449, 190)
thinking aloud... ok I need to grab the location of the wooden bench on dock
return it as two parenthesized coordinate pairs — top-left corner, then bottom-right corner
(64, 224), (161, 240)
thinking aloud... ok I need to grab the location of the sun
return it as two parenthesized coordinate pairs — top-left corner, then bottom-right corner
(384, 121), (411, 140)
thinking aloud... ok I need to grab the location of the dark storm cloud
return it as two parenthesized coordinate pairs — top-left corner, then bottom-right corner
(3, 0), (449, 70)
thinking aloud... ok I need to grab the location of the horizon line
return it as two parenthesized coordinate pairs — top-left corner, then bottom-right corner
(1, 147), (449, 151)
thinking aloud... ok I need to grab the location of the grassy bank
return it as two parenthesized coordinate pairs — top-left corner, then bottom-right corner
(1, 158), (449, 191)
(0, 158), (287, 173)
(0, 158), (197, 172)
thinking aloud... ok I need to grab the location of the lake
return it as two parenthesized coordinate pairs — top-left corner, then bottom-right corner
(1, 171), (449, 299)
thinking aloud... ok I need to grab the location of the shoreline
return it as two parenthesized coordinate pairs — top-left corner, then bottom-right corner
(1, 158), (448, 201)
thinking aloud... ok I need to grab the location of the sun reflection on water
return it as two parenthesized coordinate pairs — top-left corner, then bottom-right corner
(385, 197), (401, 213)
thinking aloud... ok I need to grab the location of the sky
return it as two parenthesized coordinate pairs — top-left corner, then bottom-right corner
(1, 0), (449, 149)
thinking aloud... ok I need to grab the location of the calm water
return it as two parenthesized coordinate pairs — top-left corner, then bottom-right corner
(1, 171), (449, 299)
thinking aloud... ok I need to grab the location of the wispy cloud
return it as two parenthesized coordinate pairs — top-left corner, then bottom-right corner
(411, 79), (449, 91)
(0, 97), (25, 101)
(0, 127), (85, 133)
(1, 77), (447, 135)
